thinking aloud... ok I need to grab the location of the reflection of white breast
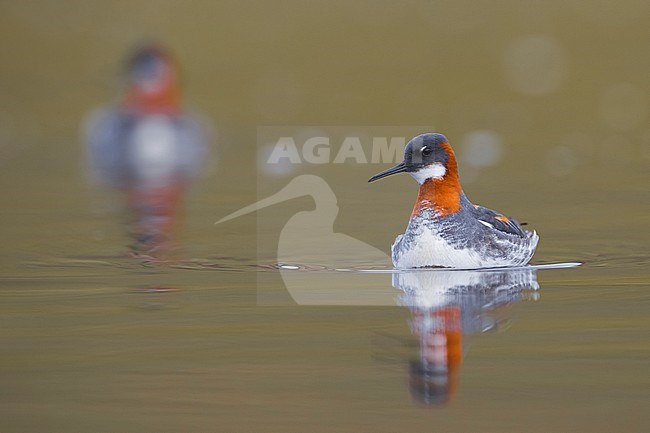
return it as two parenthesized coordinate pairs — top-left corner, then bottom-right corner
(394, 267), (539, 309)
(394, 270), (481, 308)
(129, 116), (178, 183)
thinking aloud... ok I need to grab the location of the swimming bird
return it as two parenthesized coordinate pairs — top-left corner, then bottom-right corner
(368, 133), (538, 269)
(84, 44), (210, 255)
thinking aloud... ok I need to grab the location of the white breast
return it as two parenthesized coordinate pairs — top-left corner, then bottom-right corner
(129, 116), (178, 184)
(392, 223), (537, 269)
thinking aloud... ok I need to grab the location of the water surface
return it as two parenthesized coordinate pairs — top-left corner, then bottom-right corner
(1, 1), (650, 432)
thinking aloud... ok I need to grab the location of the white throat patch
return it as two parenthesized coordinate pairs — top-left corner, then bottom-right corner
(409, 163), (446, 184)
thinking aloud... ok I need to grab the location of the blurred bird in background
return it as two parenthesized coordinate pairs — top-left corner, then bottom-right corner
(84, 44), (211, 259)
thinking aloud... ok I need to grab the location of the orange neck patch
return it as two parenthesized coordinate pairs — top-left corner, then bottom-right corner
(123, 84), (181, 114)
(411, 143), (462, 218)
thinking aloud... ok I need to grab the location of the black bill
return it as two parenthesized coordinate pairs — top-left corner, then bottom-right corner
(368, 161), (408, 183)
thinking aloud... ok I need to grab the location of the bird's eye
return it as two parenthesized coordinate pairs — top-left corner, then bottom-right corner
(421, 146), (432, 157)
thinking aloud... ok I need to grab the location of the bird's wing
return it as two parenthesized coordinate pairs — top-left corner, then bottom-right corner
(473, 205), (527, 237)
(175, 111), (213, 180)
(83, 106), (129, 187)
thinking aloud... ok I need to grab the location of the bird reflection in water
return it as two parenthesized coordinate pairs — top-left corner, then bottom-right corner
(84, 44), (210, 259)
(393, 268), (539, 405)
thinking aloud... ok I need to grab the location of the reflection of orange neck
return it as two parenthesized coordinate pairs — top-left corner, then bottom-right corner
(125, 183), (185, 257)
(123, 84), (181, 114)
(422, 306), (463, 403)
(438, 307), (463, 375)
(411, 144), (461, 218)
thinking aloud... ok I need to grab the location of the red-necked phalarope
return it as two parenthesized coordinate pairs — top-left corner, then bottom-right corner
(368, 133), (538, 269)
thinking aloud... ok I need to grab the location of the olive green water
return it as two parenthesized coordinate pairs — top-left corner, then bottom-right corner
(1, 2), (649, 432)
